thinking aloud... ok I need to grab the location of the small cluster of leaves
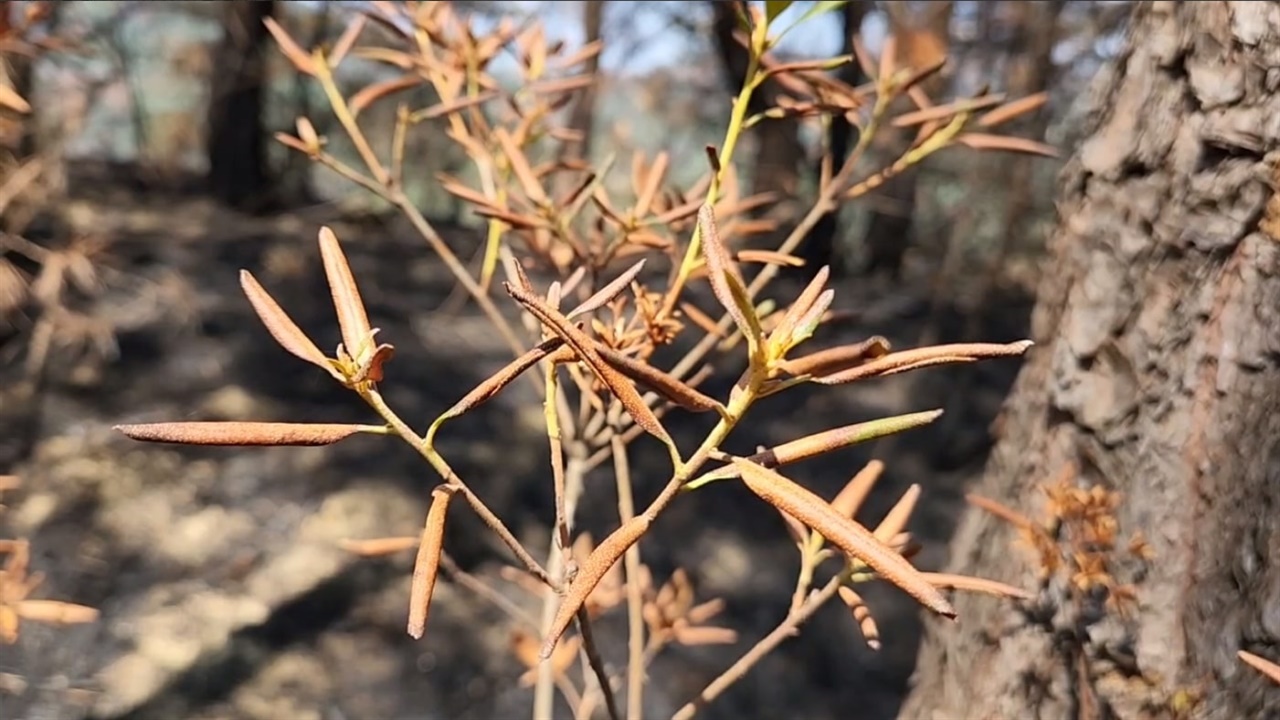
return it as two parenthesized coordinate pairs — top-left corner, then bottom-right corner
(967, 463), (1153, 619)
(0, 476), (99, 643)
(116, 2), (1054, 718)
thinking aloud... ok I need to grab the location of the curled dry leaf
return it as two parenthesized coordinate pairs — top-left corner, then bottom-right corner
(114, 421), (370, 447)
(239, 270), (343, 382)
(540, 515), (651, 659)
(408, 486), (454, 640)
(837, 586), (881, 651)
(731, 458), (956, 619)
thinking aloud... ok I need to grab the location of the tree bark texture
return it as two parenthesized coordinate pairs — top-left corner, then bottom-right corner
(206, 0), (275, 210)
(902, 3), (1280, 719)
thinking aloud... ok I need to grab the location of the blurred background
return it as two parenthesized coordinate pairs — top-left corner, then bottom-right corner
(0, 2), (1133, 719)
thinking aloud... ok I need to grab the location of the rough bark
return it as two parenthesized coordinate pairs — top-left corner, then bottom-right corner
(902, 3), (1280, 719)
(206, 0), (275, 211)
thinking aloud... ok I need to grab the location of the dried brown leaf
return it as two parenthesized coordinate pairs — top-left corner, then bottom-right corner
(809, 341), (1033, 385)
(965, 493), (1036, 531)
(782, 336), (891, 377)
(0, 83), (30, 114)
(350, 74), (422, 117)
(408, 486), (453, 639)
(698, 205), (763, 359)
(873, 484), (920, 542)
(977, 92), (1049, 128)
(317, 227), (374, 361)
(735, 249), (804, 267)
(541, 515), (651, 658)
(1239, 650), (1280, 686)
(504, 282), (674, 449)
(749, 411), (942, 469)
(437, 337), (566, 422)
(830, 460), (886, 519)
(114, 421), (368, 447)
(495, 129), (548, 205)
(565, 259), (646, 320)
(954, 133), (1058, 158)
(339, 536), (418, 556)
(14, 600), (99, 626)
(264, 17), (318, 76)
(239, 270), (341, 381)
(595, 344), (726, 415)
(920, 572), (1033, 600)
(837, 586), (881, 650)
(731, 458), (955, 618)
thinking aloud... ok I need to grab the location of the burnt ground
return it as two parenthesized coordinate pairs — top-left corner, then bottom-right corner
(0, 179), (1035, 720)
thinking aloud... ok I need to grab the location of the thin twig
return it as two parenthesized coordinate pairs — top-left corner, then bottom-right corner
(671, 575), (844, 720)
(363, 388), (555, 589)
(575, 607), (622, 720)
(439, 551), (541, 631)
(611, 432), (646, 720)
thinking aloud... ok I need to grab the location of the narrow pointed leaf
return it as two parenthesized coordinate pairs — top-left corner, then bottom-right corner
(810, 341), (1033, 385)
(768, 265), (830, 351)
(505, 282), (675, 449)
(731, 458), (956, 619)
(408, 486), (453, 639)
(977, 92), (1049, 128)
(782, 335), (891, 377)
(15, 600), (99, 626)
(831, 460), (886, 519)
(1239, 650), (1280, 686)
(240, 270), (341, 381)
(437, 338), (566, 422)
(595, 344), (726, 415)
(920, 572), (1033, 601)
(873, 485), (921, 542)
(751, 410), (943, 468)
(318, 227), (374, 360)
(264, 17), (318, 76)
(698, 205), (765, 361)
(115, 421), (370, 446)
(339, 536), (419, 556)
(565, 259), (646, 320)
(955, 133), (1058, 158)
(541, 516), (651, 658)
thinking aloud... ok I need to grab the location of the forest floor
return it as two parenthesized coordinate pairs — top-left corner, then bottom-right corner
(0, 171), (1036, 720)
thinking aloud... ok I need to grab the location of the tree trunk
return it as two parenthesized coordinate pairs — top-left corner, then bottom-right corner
(902, 3), (1280, 719)
(206, 0), (276, 211)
